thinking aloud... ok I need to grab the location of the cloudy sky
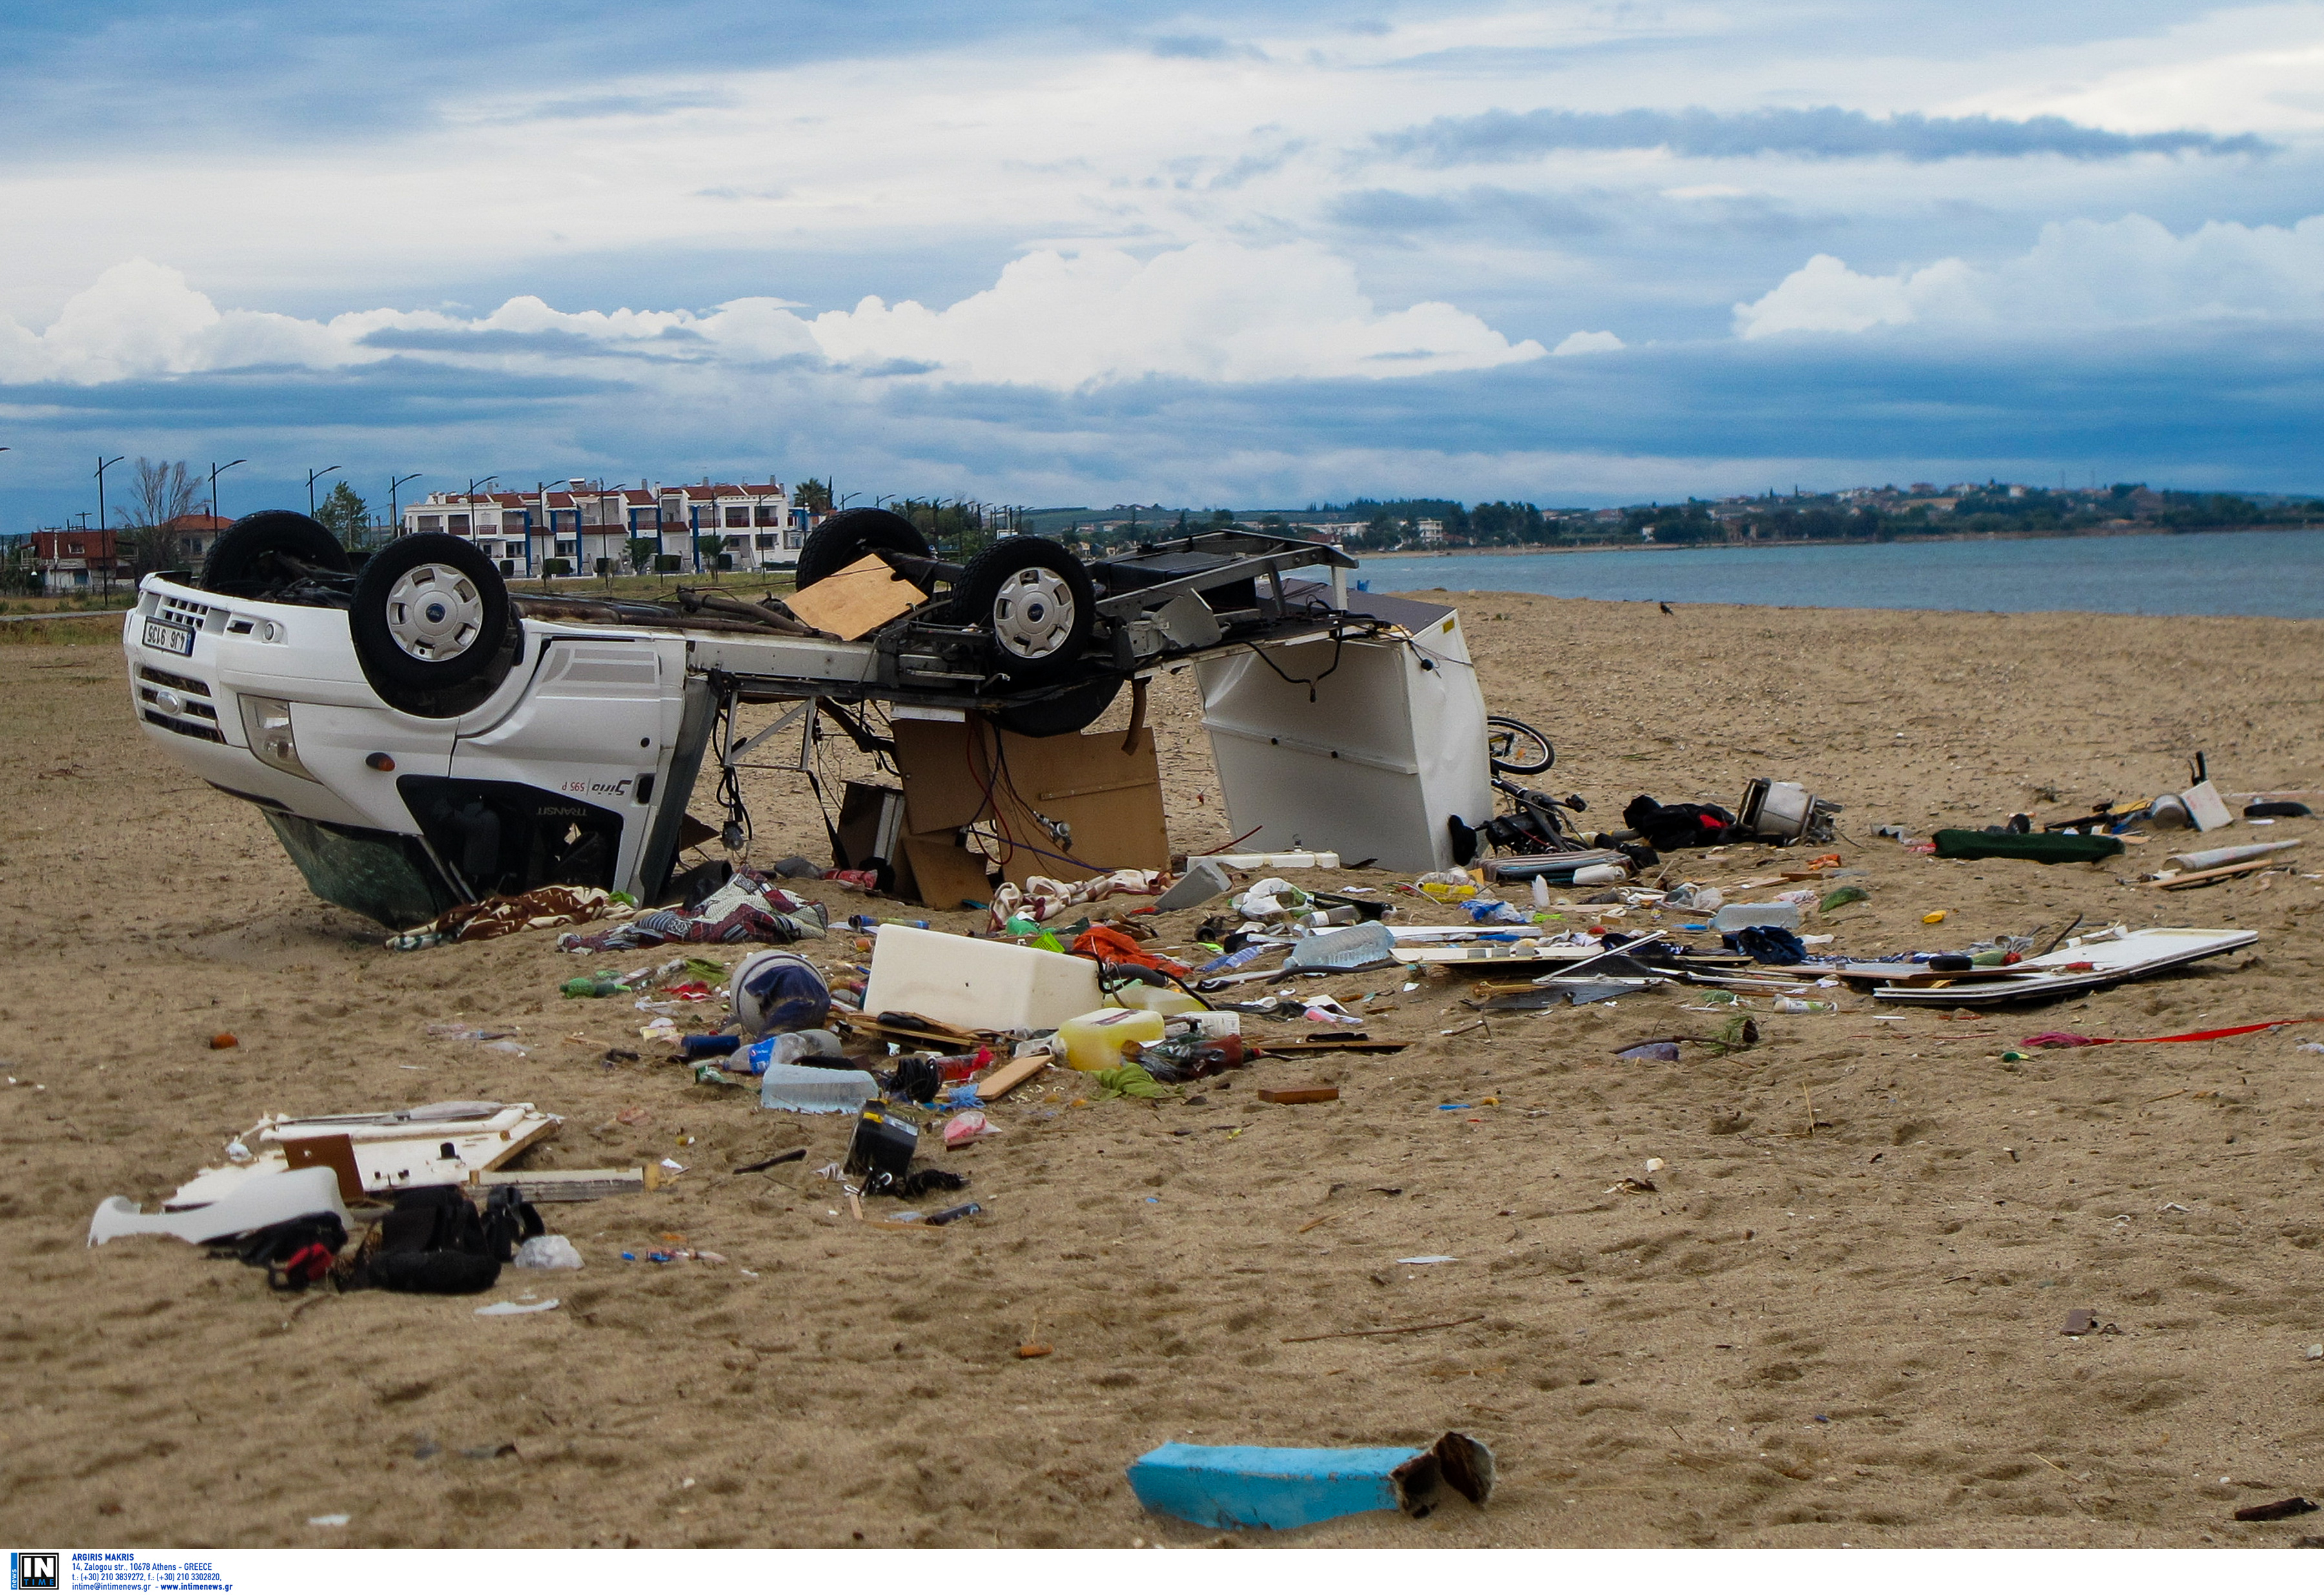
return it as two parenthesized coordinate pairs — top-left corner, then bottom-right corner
(3, 0), (2321, 525)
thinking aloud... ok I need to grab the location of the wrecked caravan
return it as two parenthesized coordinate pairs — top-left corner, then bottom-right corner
(123, 507), (1491, 924)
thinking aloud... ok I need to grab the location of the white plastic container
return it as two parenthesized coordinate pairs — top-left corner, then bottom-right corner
(862, 924), (1103, 1033)
(759, 1064), (878, 1113)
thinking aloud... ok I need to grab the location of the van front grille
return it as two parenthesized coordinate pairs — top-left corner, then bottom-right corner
(144, 709), (227, 744)
(138, 665), (210, 696)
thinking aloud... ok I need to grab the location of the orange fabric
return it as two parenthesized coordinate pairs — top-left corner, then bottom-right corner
(1071, 922), (1190, 977)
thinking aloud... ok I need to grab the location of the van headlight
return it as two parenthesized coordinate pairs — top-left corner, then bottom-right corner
(238, 696), (318, 782)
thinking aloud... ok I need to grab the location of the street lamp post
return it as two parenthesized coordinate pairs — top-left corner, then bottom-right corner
(208, 459), (247, 524)
(306, 465), (341, 518)
(95, 454), (124, 597)
(389, 472), (422, 544)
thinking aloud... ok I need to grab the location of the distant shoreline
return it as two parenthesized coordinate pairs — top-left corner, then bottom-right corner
(1350, 522), (2323, 562)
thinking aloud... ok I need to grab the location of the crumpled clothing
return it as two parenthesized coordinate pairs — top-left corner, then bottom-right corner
(559, 869), (827, 952)
(1070, 921), (1190, 977)
(1723, 924), (1807, 965)
(986, 869), (1163, 930)
(389, 885), (633, 949)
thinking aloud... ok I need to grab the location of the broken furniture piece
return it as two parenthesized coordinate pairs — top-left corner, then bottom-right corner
(88, 1166), (351, 1248)
(1851, 926), (2256, 1007)
(165, 1101), (563, 1208)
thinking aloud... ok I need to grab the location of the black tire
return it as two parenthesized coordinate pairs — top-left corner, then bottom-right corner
(350, 534), (512, 712)
(198, 510), (351, 596)
(1487, 714), (1555, 775)
(948, 536), (1095, 687)
(989, 677), (1121, 738)
(795, 507), (932, 589)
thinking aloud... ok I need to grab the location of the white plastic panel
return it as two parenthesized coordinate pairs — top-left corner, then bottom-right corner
(1196, 618), (1491, 874)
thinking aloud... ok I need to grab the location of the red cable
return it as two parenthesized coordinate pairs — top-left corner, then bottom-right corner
(2024, 1016), (2323, 1048)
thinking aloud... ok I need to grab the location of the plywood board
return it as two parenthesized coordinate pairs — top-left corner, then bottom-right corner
(900, 828), (995, 910)
(786, 553), (926, 640)
(890, 715), (1168, 896)
(976, 1055), (1052, 1101)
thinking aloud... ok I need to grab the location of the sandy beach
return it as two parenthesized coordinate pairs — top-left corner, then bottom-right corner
(5, 591), (2323, 1549)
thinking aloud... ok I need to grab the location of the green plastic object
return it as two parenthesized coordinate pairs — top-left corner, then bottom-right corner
(1819, 885), (1870, 911)
(1933, 829), (2123, 864)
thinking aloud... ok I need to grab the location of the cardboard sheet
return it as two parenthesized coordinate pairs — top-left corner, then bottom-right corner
(887, 715), (1168, 900)
(786, 553), (926, 640)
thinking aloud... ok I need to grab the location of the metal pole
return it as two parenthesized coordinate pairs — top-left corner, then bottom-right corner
(209, 459), (246, 524)
(467, 476), (497, 544)
(389, 472), (422, 542)
(95, 455), (123, 595)
(307, 464), (341, 517)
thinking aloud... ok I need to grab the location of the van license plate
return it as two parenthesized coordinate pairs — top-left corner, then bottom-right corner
(142, 619), (195, 656)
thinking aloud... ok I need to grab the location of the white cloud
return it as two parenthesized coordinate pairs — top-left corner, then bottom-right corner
(799, 242), (1545, 383)
(1551, 329), (1625, 356)
(1735, 212), (2324, 339)
(0, 243), (1543, 389)
(1942, 5), (2324, 136)
(0, 259), (360, 383)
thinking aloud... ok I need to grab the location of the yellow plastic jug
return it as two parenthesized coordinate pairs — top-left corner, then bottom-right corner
(1059, 1008), (1167, 1072)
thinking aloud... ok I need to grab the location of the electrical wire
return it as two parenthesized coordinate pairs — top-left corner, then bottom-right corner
(708, 686), (755, 853)
(987, 719), (1139, 876)
(1241, 626), (1348, 703)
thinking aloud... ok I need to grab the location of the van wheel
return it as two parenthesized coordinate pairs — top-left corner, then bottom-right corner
(351, 533), (513, 715)
(794, 507), (932, 589)
(989, 678), (1120, 737)
(199, 510), (350, 596)
(950, 536), (1094, 687)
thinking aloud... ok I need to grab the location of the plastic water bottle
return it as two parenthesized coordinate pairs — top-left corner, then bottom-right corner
(742, 1028), (845, 1074)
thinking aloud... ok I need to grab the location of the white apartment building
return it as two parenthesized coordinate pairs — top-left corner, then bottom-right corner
(401, 476), (812, 575)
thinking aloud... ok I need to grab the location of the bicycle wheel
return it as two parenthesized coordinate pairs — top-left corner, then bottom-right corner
(1486, 714), (1554, 775)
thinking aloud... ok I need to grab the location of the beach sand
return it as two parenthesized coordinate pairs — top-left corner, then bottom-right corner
(5, 592), (2323, 1549)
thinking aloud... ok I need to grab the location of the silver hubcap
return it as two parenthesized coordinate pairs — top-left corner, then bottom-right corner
(385, 564), (485, 662)
(990, 567), (1075, 660)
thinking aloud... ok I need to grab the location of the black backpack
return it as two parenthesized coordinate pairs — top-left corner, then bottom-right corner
(1623, 795), (1736, 851)
(364, 1185), (542, 1295)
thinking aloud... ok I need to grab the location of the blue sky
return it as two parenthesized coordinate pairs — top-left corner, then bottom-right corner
(3, 0), (2322, 526)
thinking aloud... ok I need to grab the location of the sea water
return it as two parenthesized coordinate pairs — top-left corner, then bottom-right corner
(1357, 528), (2324, 619)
